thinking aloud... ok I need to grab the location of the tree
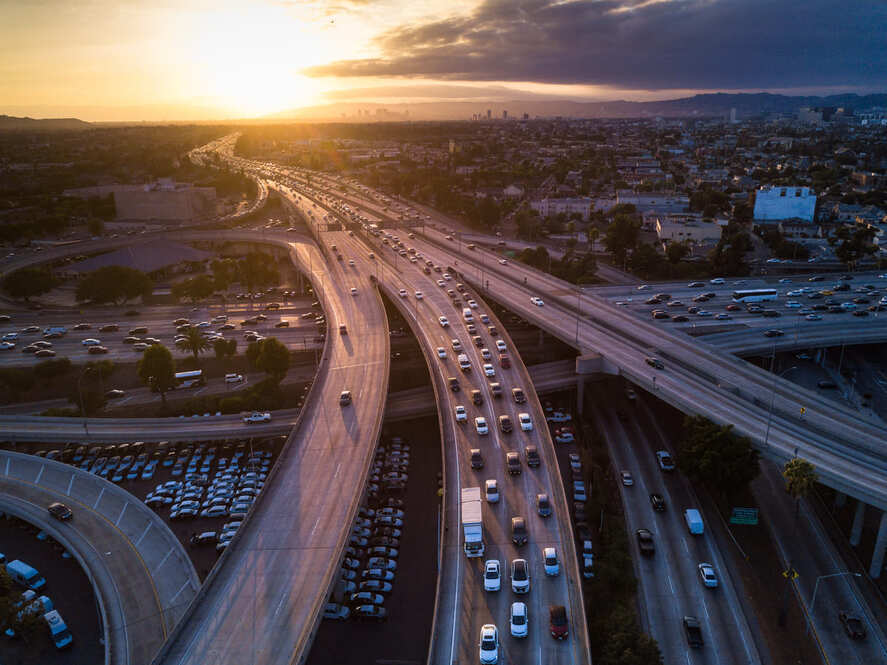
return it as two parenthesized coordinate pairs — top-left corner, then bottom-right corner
(783, 457), (817, 517)
(76, 266), (152, 305)
(605, 215), (640, 268)
(678, 416), (760, 500)
(666, 241), (689, 265)
(629, 243), (664, 278)
(238, 253), (280, 292)
(172, 274), (216, 303)
(137, 344), (176, 407)
(87, 218), (104, 236)
(246, 337), (290, 381)
(175, 327), (211, 361)
(1, 267), (56, 301)
(830, 226), (878, 271)
(213, 337), (237, 361)
(210, 258), (238, 290)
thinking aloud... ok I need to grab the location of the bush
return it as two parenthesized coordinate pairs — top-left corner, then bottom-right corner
(40, 407), (80, 417)
(34, 357), (72, 380)
(219, 396), (245, 414)
(0, 367), (35, 394)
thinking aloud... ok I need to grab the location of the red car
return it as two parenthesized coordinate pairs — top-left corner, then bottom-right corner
(498, 353), (511, 368)
(549, 605), (568, 639)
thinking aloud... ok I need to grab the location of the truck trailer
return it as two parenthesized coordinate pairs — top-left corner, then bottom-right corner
(461, 487), (484, 557)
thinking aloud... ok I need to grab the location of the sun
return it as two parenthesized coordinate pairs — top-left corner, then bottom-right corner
(183, 6), (327, 117)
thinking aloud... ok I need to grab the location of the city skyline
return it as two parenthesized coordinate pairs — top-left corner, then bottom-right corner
(1, 0), (886, 121)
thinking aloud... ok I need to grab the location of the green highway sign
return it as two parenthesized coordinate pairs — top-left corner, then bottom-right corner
(730, 507), (759, 525)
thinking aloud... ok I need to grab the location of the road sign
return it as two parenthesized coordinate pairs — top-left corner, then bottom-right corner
(800, 407), (807, 415)
(782, 568), (799, 580)
(730, 507), (759, 525)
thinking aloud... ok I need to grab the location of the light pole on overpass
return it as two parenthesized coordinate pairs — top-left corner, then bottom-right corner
(575, 290), (582, 345)
(808, 571), (861, 635)
(763, 364), (799, 454)
(77, 366), (93, 436)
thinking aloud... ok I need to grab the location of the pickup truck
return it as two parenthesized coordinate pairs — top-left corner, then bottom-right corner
(242, 412), (271, 424)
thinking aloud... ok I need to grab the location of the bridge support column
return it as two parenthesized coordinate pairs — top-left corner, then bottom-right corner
(869, 511), (887, 578)
(576, 377), (585, 416)
(834, 491), (847, 508)
(850, 500), (866, 546)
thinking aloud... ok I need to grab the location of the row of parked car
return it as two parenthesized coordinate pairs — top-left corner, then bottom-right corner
(323, 438), (411, 622)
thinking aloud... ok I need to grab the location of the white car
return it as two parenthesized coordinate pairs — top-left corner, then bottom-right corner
(495, 340), (507, 353)
(451, 339), (462, 351)
(0, 342), (14, 350)
(415, 291), (423, 300)
(398, 289), (407, 298)
(348, 260), (355, 267)
(485, 479), (499, 503)
(243, 412), (271, 424)
(225, 373), (244, 384)
(438, 316), (449, 328)
(543, 547), (560, 576)
(483, 559), (501, 591)
(482, 363), (495, 377)
(655, 450), (675, 471)
(510, 602), (528, 638)
(530, 296), (544, 306)
(436, 279), (445, 287)
(518, 413), (533, 431)
(1, 332), (18, 341)
(468, 299), (478, 309)
(621, 470), (633, 486)
(698, 562), (718, 588)
(511, 558), (530, 593)
(454, 405), (467, 422)
(479, 624), (499, 664)
(81, 338), (101, 346)
(475, 417), (489, 435)
(350, 287), (358, 296)
(480, 347), (491, 360)
(710, 277), (725, 284)
(436, 347), (447, 359)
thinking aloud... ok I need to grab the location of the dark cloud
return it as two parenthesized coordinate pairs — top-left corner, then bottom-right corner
(304, 0), (887, 90)
(322, 83), (564, 100)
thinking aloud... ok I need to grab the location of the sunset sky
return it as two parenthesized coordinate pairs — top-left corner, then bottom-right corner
(1, 0), (884, 121)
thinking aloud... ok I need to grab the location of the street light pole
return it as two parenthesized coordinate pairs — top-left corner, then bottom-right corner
(808, 572), (861, 634)
(77, 366), (92, 436)
(575, 290), (582, 346)
(763, 364), (799, 454)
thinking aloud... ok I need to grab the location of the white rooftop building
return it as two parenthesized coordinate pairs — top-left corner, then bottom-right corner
(753, 186), (816, 222)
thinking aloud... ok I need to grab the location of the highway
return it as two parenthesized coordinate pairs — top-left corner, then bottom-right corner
(406, 227), (887, 510)
(0, 450), (200, 665)
(154, 195), (390, 665)
(334, 227), (591, 664)
(589, 387), (761, 664)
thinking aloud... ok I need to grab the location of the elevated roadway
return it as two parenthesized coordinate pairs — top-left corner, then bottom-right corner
(409, 227), (887, 511)
(335, 228), (590, 664)
(0, 450), (199, 665)
(154, 195), (390, 665)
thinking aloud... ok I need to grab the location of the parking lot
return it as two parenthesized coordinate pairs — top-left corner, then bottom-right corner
(3, 436), (287, 579)
(308, 415), (441, 665)
(0, 514), (103, 665)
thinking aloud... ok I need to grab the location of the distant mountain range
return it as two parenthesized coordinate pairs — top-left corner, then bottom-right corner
(269, 92), (887, 122)
(0, 115), (92, 130)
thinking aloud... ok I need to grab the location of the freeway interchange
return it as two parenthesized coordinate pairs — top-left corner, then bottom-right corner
(5, 134), (887, 665)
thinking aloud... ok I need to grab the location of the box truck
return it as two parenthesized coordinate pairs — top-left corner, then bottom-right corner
(684, 509), (704, 535)
(461, 487), (484, 557)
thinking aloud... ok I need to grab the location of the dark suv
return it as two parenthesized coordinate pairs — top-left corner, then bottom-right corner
(511, 516), (528, 545)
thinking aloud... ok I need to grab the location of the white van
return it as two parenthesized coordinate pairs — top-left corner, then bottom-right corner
(458, 353), (471, 372)
(462, 307), (473, 322)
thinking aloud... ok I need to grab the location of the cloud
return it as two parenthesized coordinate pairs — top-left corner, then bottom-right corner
(321, 83), (568, 100)
(303, 0), (887, 90)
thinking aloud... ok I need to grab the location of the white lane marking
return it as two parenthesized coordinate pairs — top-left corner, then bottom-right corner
(35, 464), (44, 484)
(153, 547), (173, 574)
(93, 487), (105, 509)
(115, 502), (128, 526)
(667, 574), (675, 595)
(170, 580), (191, 603)
(310, 516), (321, 536)
(333, 462), (342, 479)
(682, 539), (689, 555)
(66, 474), (74, 496)
(136, 523), (152, 546)
(4, 458), (8, 476)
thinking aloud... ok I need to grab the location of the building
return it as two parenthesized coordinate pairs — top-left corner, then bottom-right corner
(64, 179), (216, 222)
(502, 184), (524, 199)
(655, 217), (724, 244)
(753, 186), (816, 222)
(616, 190), (689, 216)
(529, 197), (592, 221)
(502, 110), (508, 120)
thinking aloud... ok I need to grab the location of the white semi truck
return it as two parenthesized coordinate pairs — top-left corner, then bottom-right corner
(461, 487), (484, 558)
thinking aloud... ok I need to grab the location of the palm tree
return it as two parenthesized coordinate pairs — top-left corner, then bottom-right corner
(175, 327), (211, 361)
